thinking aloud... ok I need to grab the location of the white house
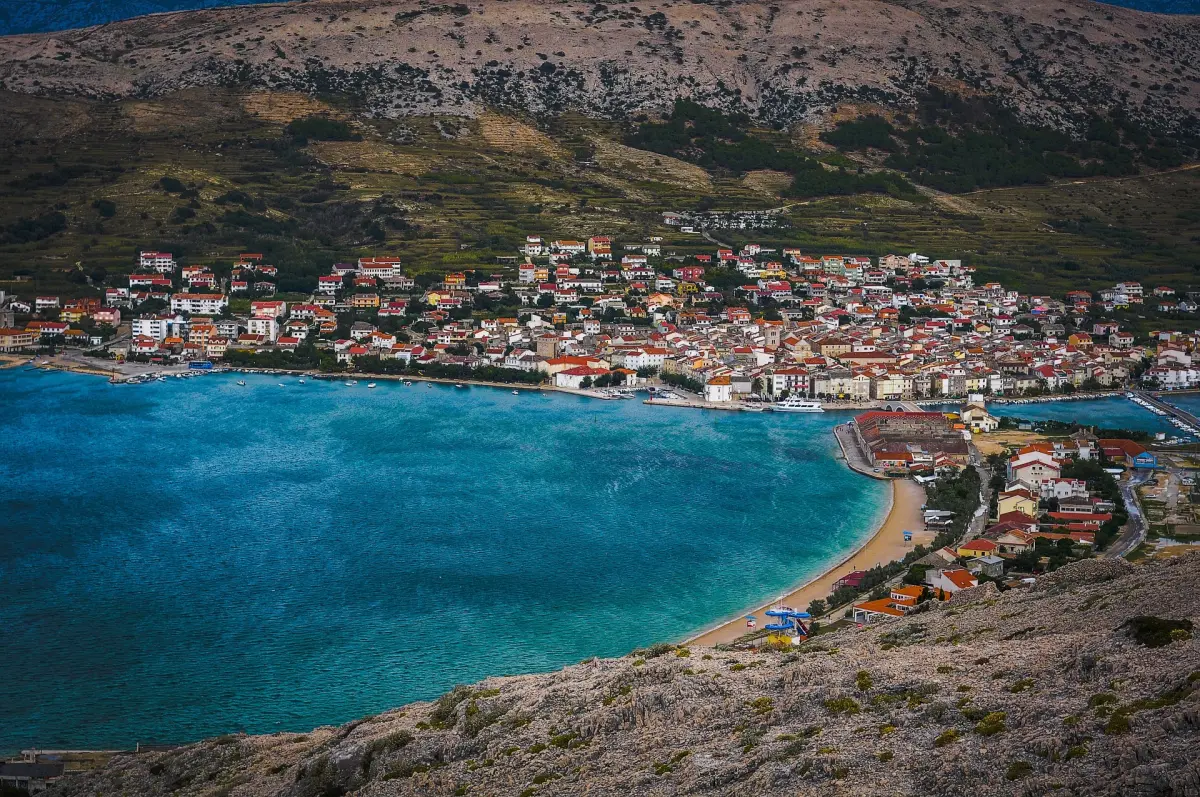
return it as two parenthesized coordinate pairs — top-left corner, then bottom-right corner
(927, 568), (978, 594)
(704, 375), (733, 402)
(170, 293), (228, 315)
(139, 251), (176, 273)
(1007, 450), (1062, 491)
(246, 316), (279, 343)
(555, 365), (609, 389)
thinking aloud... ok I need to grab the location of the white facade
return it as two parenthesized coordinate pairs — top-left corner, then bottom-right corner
(139, 252), (176, 273)
(246, 316), (279, 343)
(170, 294), (228, 315)
(132, 316), (171, 341)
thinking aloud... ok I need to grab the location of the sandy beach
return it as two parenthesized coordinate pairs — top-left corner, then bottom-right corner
(688, 478), (930, 646)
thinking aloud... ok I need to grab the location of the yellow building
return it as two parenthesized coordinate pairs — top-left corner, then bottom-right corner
(997, 490), (1037, 519)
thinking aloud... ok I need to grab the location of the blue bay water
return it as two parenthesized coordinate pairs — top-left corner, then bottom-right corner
(987, 396), (1178, 434)
(0, 369), (889, 752)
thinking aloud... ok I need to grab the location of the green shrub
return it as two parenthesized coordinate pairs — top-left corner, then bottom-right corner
(824, 697), (861, 716)
(856, 670), (873, 691)
(549, 731), (578, 749)
(975, 712), (1007, 736)
(1123, 616), (1194, 648)
(286, 116), (361, 143)
(428, 686), (472, 729)
(934, 729), (959, 747)
(877, 750), (894, 762)
(749, 697), (774, 716)
(1006, 761), (1033, 781)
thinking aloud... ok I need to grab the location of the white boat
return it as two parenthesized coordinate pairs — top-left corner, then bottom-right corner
(279, 383), (286, 387)
(404, 381), (413, 386)
(345, 380), (357, 386)
(367, 383), (377, 389)
(742, 404), (766, 412)
(298, 379), (306, 384)
(512, 390), (520, 395)
(773, 397), (825, 413)
(455, 383), (465, 388)
(236, 380), (246, 386)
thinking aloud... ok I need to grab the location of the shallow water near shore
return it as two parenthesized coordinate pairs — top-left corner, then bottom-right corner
(0, 369), (893, 751)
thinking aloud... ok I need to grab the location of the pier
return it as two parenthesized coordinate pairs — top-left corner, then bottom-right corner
(1140, 391), (1200, 428)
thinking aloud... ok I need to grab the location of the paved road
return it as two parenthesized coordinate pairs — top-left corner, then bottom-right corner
(1107, 471), (1151, 559)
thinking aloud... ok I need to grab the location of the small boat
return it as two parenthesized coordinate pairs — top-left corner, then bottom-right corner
(512, 390), (520, 395)
(404, 380), (413, 386)
(742, 404), (765, 412)
(455, 383), (465, 388)
(279, 383), (286, 387)
(236, 380), (246, 386)
(367, 383), (377, 389)
(345, 380), (358, 386)
(298, 379), (306, 384)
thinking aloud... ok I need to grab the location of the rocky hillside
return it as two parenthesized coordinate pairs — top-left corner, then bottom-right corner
(47, 555), (1200, 797)
(0, 0), (1198, 131)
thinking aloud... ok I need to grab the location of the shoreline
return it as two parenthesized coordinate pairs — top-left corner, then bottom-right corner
(686, 478), (930, 647)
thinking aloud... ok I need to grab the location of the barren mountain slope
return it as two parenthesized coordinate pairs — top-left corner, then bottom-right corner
(46, 555), (1200, 797)
(0, 0), (1197, 129)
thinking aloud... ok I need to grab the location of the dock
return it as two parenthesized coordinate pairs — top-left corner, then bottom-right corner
(1140, 391), (1200, 428)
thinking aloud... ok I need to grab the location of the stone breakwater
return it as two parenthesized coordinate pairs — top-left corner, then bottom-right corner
(46, 554), (1200, 797)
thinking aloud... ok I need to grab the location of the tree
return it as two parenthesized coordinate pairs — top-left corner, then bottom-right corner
(580, 376), (593, 389)
(807, 599), (826, 617)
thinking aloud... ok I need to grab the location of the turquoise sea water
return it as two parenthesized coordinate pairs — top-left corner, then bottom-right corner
(987, 396), (1178, 435)
(0, 369), (891, 752)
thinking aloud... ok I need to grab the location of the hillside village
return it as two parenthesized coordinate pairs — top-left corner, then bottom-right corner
(4, 236), (1200, 401)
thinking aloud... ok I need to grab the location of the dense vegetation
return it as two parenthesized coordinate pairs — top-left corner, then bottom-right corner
(284, 116), (362, 144)
(627, 100), (916, 199)
(820, 90), (1200, 193)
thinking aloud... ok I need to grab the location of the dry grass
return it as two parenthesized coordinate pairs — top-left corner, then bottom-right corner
(477, 113), (568, 158)
(307, 140), (431, 175)
(589, 137), (712, 191)
(974, 430), (1048, 457)
(741, 170), (793, 197)
(241, 91), (343, 124)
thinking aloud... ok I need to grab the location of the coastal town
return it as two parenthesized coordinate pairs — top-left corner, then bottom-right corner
(5, 237), (1200, 791)
(3, 235), (1199, 409)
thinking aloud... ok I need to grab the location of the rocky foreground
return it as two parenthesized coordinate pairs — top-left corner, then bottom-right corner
(48, 554), (1200, 796)
(1, 0), (1198, 129)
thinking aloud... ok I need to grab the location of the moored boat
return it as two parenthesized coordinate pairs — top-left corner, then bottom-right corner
(773, 397), (824, 413)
